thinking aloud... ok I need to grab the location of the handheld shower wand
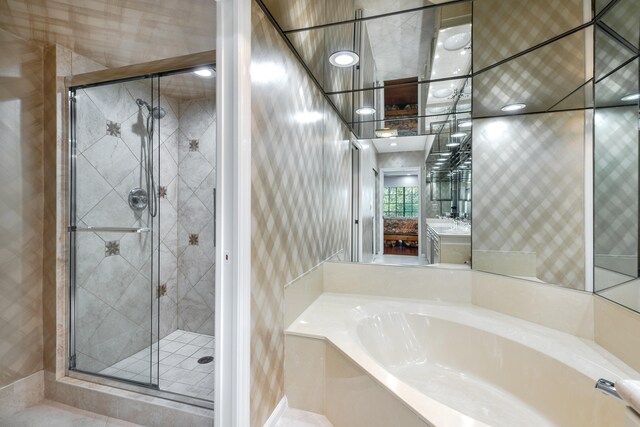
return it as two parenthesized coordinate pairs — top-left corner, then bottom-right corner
(135, 98), (166, 218)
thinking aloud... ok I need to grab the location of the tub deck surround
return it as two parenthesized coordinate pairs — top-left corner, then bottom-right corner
(286, 293), (639, 427)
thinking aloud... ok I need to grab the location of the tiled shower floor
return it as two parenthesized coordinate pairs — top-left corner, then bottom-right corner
(100, 330), (215, 401)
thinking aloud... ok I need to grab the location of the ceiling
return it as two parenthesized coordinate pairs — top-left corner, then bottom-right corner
(0, 0), (216, 69)
(373, 134), (433, 153)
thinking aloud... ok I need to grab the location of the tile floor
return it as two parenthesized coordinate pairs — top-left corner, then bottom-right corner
(276, 408), (334, 427)
(99, 329), (215, 401)
(1, 400), (142, 427)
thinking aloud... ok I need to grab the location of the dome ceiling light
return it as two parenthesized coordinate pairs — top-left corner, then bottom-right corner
(501, 103), (527, 112)
(329, 50), (359, 67)
(444, 32), (471, 51)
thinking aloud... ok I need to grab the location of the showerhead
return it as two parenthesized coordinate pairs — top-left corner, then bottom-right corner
(136, 98), (166, 119)
(151, 106), (166, 119)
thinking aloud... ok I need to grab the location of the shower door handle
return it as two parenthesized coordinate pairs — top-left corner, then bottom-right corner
(70, 226), (151, 233)
(213, 188), (216, 248)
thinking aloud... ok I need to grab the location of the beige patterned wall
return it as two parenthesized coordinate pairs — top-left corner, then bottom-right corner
(251, 3), (351, 425)
(0, 28), (44, 388)
(473, 111), (585, 289)
(594, 107), (638, 284)
(472, 0), (587, 117)
(473, 0), (584, 71)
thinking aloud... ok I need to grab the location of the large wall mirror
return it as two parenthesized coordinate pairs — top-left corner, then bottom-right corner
(256, 0), (639, 297)
(593, 0), (639, 312)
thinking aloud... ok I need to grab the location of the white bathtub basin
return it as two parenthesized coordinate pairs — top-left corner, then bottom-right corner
(287, 294), (639, 427)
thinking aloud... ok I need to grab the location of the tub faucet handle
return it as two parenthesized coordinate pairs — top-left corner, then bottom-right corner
(595, 378), (621, 400)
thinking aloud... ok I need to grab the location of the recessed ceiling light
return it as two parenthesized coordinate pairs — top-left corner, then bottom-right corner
(390, 142), (398, 147)
(428, 107), (448, 114)
(444, 32), (471, 51)
(355, 107), (376, 115)
(193, 68), (215, 78)
(375, 128), (398, 138)
(459, 121), (472, 128)
(446, 142), (460, 147)
(329, 50), (359, 67)
(621, 93), (640, 102)
(452, 132), (467, 138)
(501, 103), (526, 112)
(433, 88), (453, 98)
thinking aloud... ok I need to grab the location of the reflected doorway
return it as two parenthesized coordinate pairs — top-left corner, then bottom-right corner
(377, 167), (423, 263)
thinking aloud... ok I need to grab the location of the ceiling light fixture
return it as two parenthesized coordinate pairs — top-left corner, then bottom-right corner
(621, 93), (640, 102)
(444, 32), (471, 51)
(440, 152), (452, 157)
(452, 132), (467, 138)
(375, 128), (398, 138)
(501, 103), (526, 112)
(446, 142), (460, 147)
(329, 50), (359, 67)
(193, 68), (215, 78)
(355, 107), (376, 115)
(433, 88), (453, 98)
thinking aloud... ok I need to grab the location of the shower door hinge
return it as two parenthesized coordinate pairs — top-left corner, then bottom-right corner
(69, 354), (76, 369)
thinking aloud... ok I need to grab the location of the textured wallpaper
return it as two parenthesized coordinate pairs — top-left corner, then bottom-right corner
(251, 3), (351, 426)
(0, 28), (44, 388)
(594, 106), (638, 285)
(473, 111), (585, 289)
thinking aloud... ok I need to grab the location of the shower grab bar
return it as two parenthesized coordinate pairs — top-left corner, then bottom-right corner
(69, 226), (151, 234)
(595, 378), (622, 400)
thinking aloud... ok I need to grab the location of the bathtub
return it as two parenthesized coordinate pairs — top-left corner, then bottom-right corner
(287, 293), (639, 427)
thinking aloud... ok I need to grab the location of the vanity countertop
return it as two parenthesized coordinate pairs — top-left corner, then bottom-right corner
(426, 219), (471, 238)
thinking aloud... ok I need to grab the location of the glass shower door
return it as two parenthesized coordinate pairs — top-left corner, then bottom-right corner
(69, 76), (160, 386)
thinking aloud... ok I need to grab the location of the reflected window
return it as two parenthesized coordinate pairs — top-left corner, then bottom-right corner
(384, 186), (418, 217)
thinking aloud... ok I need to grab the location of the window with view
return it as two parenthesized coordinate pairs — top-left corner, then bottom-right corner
(384, 186), (418, 217)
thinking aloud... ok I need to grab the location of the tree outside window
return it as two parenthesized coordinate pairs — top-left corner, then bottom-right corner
(384, 186), (418, 217)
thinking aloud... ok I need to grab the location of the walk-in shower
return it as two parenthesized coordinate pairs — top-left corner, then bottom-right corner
(68, 65), (217, 405)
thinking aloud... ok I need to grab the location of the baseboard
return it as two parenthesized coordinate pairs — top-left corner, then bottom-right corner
(263, 395), (288, 427)
(0, 370), (45, 419)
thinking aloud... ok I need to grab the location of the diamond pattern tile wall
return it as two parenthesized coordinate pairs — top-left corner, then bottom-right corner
(177, 97), (216, 336)
(0, 29), (44, 388)
(72, 78), (184, 372)
(251, 4), (352, 426)
(473, 111), (585, 289)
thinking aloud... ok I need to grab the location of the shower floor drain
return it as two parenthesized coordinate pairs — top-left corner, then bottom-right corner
(197, 356), (214, 364)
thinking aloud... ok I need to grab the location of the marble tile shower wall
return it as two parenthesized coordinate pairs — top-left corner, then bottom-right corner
(73, 80), (177, 371)
(176, 97), (216, 336)
(73, 79), (215, 372)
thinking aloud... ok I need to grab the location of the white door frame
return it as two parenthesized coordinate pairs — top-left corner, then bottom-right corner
(351, 140), (364, 262)
(215, 0), (251, 426)
(379, 167), (422, 257)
